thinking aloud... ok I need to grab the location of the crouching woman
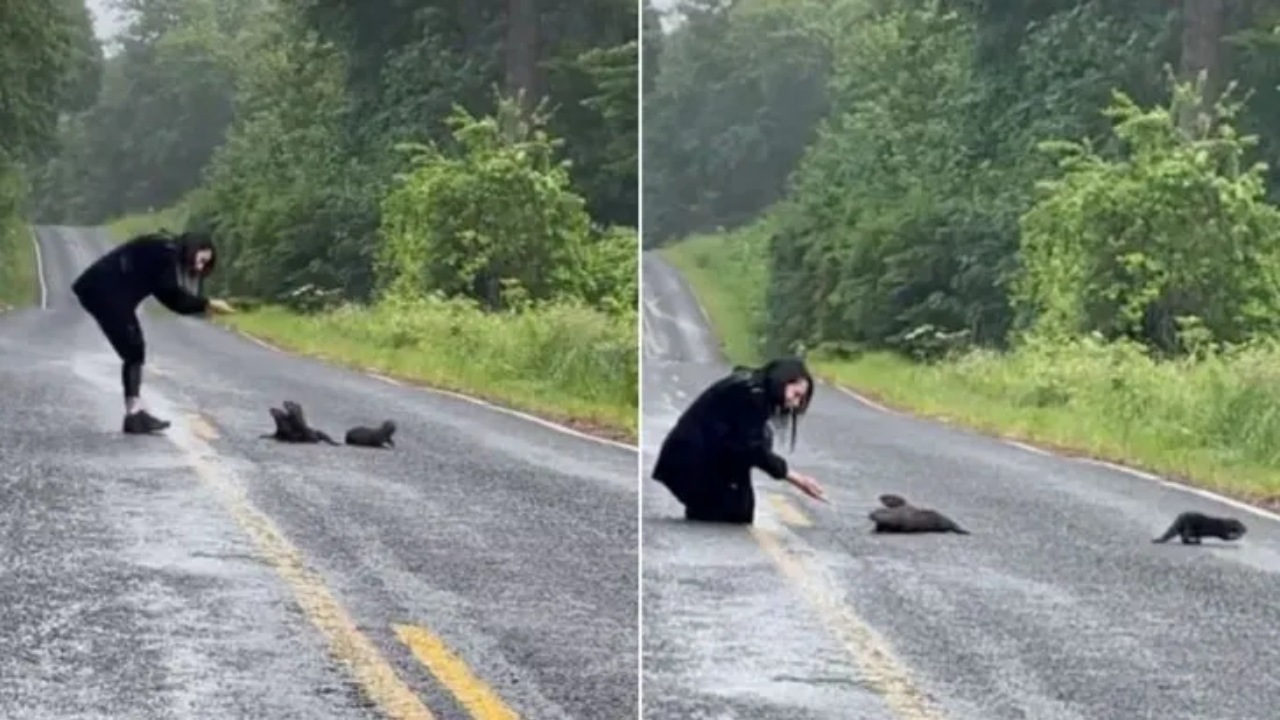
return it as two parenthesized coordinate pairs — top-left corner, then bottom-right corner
(651, 357), (827, 524)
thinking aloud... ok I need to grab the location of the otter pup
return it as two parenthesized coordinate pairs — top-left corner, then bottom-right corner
(869, 494), (970, 535)
(260, 405), (298, 441)
(878, 493), (908, 509)
(283, 401), (339, 445)
(345, 420), (396, 449)
(260, 400), (338, 445)
(1152, 511), (1247, 545)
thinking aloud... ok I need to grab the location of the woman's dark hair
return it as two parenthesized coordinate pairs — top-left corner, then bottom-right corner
(177, 230), (217, 278)
(751, 356), (815, 452)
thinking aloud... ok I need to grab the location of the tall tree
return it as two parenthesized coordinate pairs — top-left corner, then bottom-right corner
(505, 0), (541, 109)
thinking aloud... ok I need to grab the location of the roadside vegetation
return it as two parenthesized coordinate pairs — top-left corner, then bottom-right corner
(0, 1), (99, 310)
(648, 0), (1280, 504)
(0, 209), (37, 312)
(34, 0), (638, 441)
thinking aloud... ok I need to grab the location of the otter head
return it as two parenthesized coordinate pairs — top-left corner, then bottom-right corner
(878, 493), (908, 509)
(1223, 519), (1247, 540)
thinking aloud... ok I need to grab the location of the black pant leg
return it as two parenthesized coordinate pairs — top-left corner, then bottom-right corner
(684, 469), (756, 525)
(78, 292), (146, 400)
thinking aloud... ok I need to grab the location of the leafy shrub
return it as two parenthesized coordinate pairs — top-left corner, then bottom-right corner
(377, 97), (597, 312)
(1015, 76), (1280, 352)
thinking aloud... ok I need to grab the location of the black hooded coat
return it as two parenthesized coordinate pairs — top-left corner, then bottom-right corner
(71, 230), (216, 400)
(72, 229), (215, 316)
(651, 357), (814, 522)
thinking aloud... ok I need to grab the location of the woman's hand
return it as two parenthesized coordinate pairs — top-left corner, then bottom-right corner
(786, 470), (828, 503)
(207, 298), (235, 315)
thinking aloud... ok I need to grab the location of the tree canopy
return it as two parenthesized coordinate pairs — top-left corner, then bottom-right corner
(0, 0), (102, 234)
(645, 0), (1280, 359)
(25, 0), (637, 314)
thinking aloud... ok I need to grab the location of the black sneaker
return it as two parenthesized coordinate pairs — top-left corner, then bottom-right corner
(123, 410), (171, 434)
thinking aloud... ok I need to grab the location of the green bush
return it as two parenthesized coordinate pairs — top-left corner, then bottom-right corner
(1015, 78), (1280, 352)
(377, 98), (601, 312)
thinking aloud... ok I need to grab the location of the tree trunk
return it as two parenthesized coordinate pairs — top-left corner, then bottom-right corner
(1178, 0), (1226, 131)
(504, 0), (540, 111)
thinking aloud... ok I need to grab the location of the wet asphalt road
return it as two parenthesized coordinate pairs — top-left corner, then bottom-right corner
(640, 251), (1280, 720)
(0, 226), (638, 720)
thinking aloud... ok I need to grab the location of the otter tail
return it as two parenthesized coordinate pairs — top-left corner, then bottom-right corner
(936, 513), (969, 535)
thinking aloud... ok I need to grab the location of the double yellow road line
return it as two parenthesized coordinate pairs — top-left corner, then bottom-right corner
(755, 491), (948, 720)
(186, 414), (520, 720)
(189, 409), (939, 720)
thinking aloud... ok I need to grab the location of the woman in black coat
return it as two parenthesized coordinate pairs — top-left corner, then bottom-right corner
(651, 356), (827, 524)
(71, 229), (235, 434)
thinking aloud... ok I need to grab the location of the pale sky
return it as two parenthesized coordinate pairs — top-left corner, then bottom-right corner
(85, 1), (684, 43)
(86, 0), (125, 41)
(650, 0), (684, 31)
(85, 1), (688, 39)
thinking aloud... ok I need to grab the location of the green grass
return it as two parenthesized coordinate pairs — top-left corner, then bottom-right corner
(662, 227), (1280, 507)
(0, 215), (37, 311)
(659, 219), (772, 365)
(221, 300), (637, 442)
(105, 204), (192, 243)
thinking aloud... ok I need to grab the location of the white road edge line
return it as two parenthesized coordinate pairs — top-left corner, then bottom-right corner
(399, 381), (636, 453)
(1003, 439), (1053, 457)
(654, 255), (725, 362)
(840, 378), (1280, 525)
(30, 227), (47, 310)
(1079, 457), (1280, 523)
(226, 326), (637, 453)
(832, 384), (902, 416)
(243, 334), (281, 353)
(685, 276), (715, 335)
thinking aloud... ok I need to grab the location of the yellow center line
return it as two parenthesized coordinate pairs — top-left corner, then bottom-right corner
(189, 413), (219, 440)
(749, 525), (947, 720)
(394, 624), (522, 720)
(179, 413), (436, 720)
(767, 492), (814, 528)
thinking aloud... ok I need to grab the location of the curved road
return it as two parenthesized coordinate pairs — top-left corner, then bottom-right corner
(641, 251), (1280, 720)
(0, 226), (638, 719)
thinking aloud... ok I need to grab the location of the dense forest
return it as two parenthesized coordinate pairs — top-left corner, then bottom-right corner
(645, 0), (1280, 360)
(647, 0), (1280, 499)
(0, 0), (101, 307)
(3, 0), (639, 436)
(31, 0), (636, 309)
